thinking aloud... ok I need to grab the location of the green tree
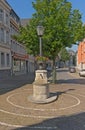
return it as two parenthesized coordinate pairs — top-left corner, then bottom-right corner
(60, 47), (70, 66)
(15, 0), (85, 83)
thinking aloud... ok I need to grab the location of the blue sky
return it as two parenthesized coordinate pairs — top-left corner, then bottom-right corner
(6, 0), (35, 18)
(7, 0), (85, 23)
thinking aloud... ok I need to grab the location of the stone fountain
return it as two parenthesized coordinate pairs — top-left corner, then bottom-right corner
(29, 69), (57, 104)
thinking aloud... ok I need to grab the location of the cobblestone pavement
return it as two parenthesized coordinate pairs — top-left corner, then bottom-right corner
(0, 69), (85, 130)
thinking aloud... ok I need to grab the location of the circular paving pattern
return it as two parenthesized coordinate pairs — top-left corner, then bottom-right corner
(0, 84), (85, 129)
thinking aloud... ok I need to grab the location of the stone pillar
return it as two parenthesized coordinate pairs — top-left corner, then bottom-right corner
(33, 70), (49, 100)
(29, 69), (57, 104)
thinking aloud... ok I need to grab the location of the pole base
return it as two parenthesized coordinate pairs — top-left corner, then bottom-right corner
(28, 94), (57, 104)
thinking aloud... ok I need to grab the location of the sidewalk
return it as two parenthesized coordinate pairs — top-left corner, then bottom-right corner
(0, 73), (35, 95)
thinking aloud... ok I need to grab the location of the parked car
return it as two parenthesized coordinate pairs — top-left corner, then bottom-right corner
(79, 69), (85, 77)
(56, 66), (59, 69)
(69, 66), (76, 73)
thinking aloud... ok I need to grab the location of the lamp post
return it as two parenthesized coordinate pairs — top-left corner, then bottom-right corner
(37, 25), (44, 56)
(28, 25), (57, 104)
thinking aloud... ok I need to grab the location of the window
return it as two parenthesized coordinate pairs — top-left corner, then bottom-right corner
(10, 25), (12, 34)
(1, 52), (5, 66)
(6, 13), (9, 25)
(13, 59), (20, 71)
(0, 28), (4, 42)
(0, 9), (4, 22)
(6, 53), (10, 66)
(6, 31), (9, 43)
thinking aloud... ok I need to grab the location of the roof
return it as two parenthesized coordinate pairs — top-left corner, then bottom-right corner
(21, 18), (31, 26)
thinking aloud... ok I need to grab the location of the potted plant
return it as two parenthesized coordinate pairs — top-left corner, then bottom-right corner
(35, 56), (48, 69)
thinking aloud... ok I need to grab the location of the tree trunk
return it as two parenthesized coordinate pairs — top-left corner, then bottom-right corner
(52, 59), (56, 84)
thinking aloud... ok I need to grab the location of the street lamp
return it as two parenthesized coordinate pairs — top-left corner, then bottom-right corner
(37, 25), (44, 56)
(28, 25), (57, 104)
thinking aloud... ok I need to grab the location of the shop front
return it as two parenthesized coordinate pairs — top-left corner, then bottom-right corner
(11, 52), (29, 75)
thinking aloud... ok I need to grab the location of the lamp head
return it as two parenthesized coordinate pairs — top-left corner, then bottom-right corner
(37, 25), (44, 36)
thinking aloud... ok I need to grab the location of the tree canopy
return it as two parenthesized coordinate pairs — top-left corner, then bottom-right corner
(59, 47), (70, 62)
(15, 0), (85, 62)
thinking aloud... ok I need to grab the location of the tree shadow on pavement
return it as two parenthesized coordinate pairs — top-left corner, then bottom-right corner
(13, 112), (85, 130)
(57, 68), (69, 72)
(57, 78), (85, 85)
(56, 68), (85, 85)
(50, 88), (75, 100)
(0, 73), (35, 95)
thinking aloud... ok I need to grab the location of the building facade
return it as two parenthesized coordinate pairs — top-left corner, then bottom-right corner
(0, 0), (11, 78)
(77, 39), (85, 70)
(0, 0), (35, 78)
(10, 9), (29, 75)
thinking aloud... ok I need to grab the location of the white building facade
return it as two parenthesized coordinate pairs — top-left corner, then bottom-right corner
(0, 0), (35, 78)
(10, 9), (29, 76)
(0, 0), (11, 78)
